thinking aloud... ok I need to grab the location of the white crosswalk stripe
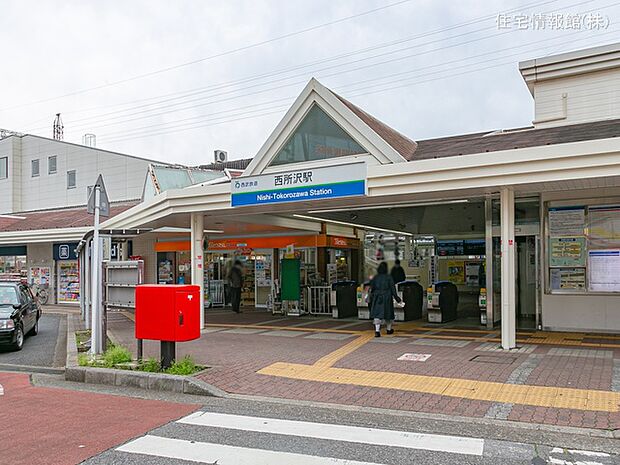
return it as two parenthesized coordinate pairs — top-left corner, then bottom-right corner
(177, 411), (484, 456)
(118, 435), (384, 465)
(116, 411), (484, 464)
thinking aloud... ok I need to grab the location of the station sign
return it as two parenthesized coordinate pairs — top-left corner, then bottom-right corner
(231, 162), (367, 207)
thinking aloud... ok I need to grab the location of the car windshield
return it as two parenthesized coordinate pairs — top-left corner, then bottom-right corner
(0, 286), (19, 306)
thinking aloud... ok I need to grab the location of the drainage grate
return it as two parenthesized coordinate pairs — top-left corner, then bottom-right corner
(470, 355), (518, 365)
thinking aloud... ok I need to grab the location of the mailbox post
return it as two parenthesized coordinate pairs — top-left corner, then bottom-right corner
(135, 285), (201, 369)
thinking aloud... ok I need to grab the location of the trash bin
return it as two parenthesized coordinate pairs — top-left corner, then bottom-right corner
(427, 281), (459, 323)
(332, 280), (357, 319)
(397, 281), (423, 321)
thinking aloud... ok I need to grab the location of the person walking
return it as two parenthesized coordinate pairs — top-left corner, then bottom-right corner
(390, 259), (406, 284)
(227, 260), (244, 313)
(369, 262), (402, 337)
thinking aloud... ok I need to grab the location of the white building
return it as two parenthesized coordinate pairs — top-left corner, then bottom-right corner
(0, 134), (165, 304)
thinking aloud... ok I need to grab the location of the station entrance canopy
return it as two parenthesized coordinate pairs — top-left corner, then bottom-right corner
(100, 78), (620, 346)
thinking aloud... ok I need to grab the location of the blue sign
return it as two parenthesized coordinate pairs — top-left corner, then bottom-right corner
(231, 163), (367, 207)
(232, 180), (366, 207)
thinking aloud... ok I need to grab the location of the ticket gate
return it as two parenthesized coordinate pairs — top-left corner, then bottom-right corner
(426, 281), (459, 323)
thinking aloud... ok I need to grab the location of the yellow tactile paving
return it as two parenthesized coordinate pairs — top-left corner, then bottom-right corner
(257, 362), (620, 413)
(313, 333), (375, 368)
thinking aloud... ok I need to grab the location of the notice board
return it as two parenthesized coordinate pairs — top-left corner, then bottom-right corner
(280, 258), (301, 301)
(588, 249), (620, 292)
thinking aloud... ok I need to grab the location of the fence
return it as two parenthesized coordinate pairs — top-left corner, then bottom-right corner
(306, 285), (331, 315)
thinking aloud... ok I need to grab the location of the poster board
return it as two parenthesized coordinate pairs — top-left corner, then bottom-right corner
(280, 258), (300, 301)
(589, 206), (620, 249)
(588, 249), (620, 292)
(548, 207), (585, 236)
(550, 268), (586, 291)
(447, 260), (465, 285)
(549, 237), (586, 267)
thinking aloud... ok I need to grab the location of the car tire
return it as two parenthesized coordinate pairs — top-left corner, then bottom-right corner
(11, 324), (24, 351)
(29, 317), (39, 336)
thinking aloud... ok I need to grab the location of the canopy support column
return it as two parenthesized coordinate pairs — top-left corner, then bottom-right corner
(191, 213), (205, 328)
(500, 187), (516, 349)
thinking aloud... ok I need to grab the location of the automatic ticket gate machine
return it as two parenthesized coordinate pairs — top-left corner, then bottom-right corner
(426, 281), (458, 323)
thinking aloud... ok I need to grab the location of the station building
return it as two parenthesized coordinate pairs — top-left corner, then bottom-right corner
(98, 42), (620, 348)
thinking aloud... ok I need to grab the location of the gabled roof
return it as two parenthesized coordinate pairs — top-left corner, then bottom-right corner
(335, 94), (417, 160)
(242, 78), (409, 176)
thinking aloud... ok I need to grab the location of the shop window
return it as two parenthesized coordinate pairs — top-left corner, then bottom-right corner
(0, 157), (7, 180)
(48, 155), (57, 174)
(546, 202), (620, 294)
(270, 104), (365, 167)
(67, 170), (76, 189)
(31, 159), (40, 177)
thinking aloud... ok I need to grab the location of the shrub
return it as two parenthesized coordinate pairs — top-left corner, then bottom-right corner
(139, 358), (161, 373)
(102, 345), (132, 368)
(78, 353), (89, 366)
(165, 355), (201, 375)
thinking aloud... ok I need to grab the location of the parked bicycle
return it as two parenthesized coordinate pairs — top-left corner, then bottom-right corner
(31, 284), (50, 306)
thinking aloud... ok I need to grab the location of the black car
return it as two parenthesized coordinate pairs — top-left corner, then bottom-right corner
(0, 282), (41, 351)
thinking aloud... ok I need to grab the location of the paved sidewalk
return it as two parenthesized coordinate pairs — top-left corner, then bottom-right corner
(108, 309), (620, 431)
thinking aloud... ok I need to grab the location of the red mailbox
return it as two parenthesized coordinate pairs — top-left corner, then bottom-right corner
(135, 285), (201, 342)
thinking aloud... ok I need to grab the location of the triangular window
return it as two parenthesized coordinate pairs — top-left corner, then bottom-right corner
(270, 104), (366, 167)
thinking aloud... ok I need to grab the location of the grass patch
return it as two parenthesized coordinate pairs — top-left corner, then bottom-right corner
(138, 358), (161, 373)
(102, 345), (132, 368)
(165, 355), (202, 376)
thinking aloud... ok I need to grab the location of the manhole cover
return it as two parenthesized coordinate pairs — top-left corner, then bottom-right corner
(470, 355), (518, 364)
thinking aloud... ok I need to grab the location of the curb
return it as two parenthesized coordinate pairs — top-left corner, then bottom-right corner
(65, 314), (226, 398)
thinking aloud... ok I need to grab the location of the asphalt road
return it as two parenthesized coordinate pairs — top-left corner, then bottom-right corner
(0, 313), (65, 368)
(76, 391), (620, 465)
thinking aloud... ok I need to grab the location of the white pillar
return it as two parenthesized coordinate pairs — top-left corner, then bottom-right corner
(484, 196), (494, 329)
(191, 213), (205, 328)
(500, 187), (516, 349)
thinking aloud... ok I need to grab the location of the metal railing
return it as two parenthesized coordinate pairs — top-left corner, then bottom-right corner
(306, 286), (331, 315)
(207, 280), (225, 307)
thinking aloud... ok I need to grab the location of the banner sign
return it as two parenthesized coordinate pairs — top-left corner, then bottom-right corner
(231, 163), (366, 207)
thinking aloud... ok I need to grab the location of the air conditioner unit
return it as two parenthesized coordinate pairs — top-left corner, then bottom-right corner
(214, 150), (228, 163)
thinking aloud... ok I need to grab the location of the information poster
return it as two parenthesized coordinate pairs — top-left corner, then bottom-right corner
(465, 262), (480, 287)
(550, 268), (586, 291)
(549, 237), (586, 267)
(447, 260), (465, 285)
(588, 249), (620, 292)
(589, 206), (620, 249)
(549, 207), (585, 236)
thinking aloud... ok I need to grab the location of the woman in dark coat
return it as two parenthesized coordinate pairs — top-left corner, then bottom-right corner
(369, 262), (402, 337)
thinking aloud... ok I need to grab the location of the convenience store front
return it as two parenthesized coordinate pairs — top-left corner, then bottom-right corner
(151, 234), (359, 309)
(101, 78), (620, 348)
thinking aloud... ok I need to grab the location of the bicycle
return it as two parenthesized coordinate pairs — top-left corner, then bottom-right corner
(31, 284), (50, 306)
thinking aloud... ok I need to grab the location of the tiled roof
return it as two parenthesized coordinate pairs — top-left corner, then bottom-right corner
(335, 94), (418, 160)
(0, 202), (138, 232)
(200, 158), (253, 171)
(410, 118), (620, 161)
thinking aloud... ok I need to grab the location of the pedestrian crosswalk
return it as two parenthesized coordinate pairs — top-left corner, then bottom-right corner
(102, 410), (618, 465)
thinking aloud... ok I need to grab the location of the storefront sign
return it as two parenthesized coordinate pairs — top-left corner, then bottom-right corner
(549, 207), (585, 236)
(329, 236), (360, 249)
(231, 163), (366, 207)
(0, 246), (26, 257)
(588, 249), (620, 292)
(53, 243), (78, 261)
(549, 237), (586, 267)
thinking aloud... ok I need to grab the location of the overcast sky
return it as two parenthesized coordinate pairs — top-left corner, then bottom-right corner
(0, 0), (618, 164)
